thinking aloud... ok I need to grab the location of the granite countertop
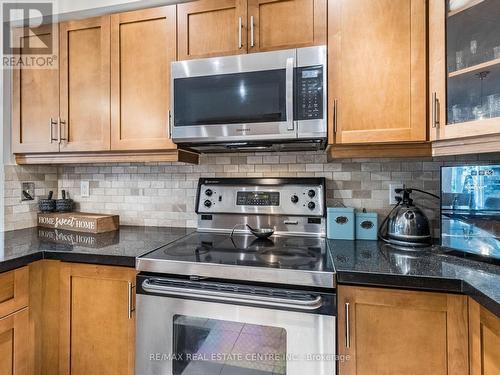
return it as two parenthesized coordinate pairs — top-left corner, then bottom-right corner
(328, 239), (500, 317)
(1, 226), (499, 317)
(0, 225), (195, 272)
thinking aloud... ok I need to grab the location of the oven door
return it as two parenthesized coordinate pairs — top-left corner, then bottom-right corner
(171, 50), (296, 144)
(136, 276), (336, 375)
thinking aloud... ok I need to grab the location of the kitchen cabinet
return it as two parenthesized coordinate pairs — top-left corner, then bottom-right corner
(338, 286), (469, 375)
(0, 267), (30, 375)
(327, 0), (429, 157)
(59, 263), (136, 375)
(247, 0), (326, 52)
(0, 267), (29, 318)
(12, 25), (60, 154)
(430, 0), (500, 156)
(469, 298), (500, 375)
(111, 6), (177, 151)
(177, 0), (248, 60)
(0, 309), (30, 375)
(12, 14), (198, 164)
(59, 16), (111, 152)
(177, 0), (326, 59)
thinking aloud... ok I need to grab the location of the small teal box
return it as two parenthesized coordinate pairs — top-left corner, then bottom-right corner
(355, 211), (378, 240)
(327, 207), (355, 240)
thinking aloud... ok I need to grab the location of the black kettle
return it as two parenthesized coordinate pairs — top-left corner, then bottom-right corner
(379, 188), (440, 248)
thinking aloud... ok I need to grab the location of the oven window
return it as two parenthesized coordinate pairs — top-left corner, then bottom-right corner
(174, 69), (287, 126)
(173, 315), (287, 375)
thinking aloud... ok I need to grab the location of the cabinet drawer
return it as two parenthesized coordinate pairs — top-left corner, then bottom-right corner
(0, 267), (29, 318)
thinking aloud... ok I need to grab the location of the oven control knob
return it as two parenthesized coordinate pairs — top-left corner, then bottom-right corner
(308, 190), (316, 198)
(204, 200), (212, 208)
(291, 195), (299, 204)
(205, 189), (213, 197)
(308, 202), (316, 210)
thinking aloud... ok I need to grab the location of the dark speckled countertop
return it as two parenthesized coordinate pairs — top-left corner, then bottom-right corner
(1, 227), (499, 317)
(328, 240), (500, 317)
(0, 225), (195, 273)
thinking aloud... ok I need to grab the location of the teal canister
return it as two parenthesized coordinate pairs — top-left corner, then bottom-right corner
(355, 210), (378, 240)
(327, 207), (355, 240)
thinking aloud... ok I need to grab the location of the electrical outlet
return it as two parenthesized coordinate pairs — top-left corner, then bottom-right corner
(81, 180), (90, 198)
(389, 183), (404, 205)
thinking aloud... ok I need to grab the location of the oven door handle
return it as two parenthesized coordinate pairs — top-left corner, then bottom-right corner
(142, 278), (323, 311)
(286, 56), (295, 132)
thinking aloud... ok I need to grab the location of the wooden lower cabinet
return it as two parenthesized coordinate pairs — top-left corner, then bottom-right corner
(0, 308), (30, 375)
(469, 299), (500, 375)
(59, 263), (136, 375)
(338, 286), (469, 375)
(0, 267), (29, 319)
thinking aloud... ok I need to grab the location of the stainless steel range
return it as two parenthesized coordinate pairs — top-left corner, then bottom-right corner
(136, 178), (336, 375)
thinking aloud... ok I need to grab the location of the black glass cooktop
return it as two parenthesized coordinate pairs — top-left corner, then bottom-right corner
(140, 232), (334, 272)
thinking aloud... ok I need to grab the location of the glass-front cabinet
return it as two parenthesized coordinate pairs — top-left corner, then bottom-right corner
(430, 0), (500, 142)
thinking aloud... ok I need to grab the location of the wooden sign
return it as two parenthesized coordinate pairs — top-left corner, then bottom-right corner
(37, 212), (119, 234)
(37, 228), (119, 248)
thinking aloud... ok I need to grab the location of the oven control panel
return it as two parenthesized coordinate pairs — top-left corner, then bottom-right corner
(196, 178), (325, 217)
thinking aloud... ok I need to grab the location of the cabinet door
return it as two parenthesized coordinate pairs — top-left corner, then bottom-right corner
(177, 0), (247, 60)
(338, 286), (469, 375)
(59, 263), (136, 375)
(0, 308), (30, 375)
(429, 0), (500, 141)
(247, 0), (326, 52)
(469, 299), (500, 375)
(12, 25), (60, 153)
(0, 267), (28, 319)
(59, 17), (111, 152)
(328, 0), (427, 144)
(111, 6), (177, 150)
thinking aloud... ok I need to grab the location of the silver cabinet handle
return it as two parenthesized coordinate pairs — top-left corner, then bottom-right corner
(432, 92), (440, 128)
(333, 99), (338, 133)
(142, 278), (323, 311)
(49, 118), (58, 143)
(250, 16), (255, 48)
(58, 118), (67, 143)
(168, 109), (172, 139)
(286, 57), (295, 131)
(345, 302), (350, 348)
(128, 282), (136, 319)
(238, 17), (243, 49)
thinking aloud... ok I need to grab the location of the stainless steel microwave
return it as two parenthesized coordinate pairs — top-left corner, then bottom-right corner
(171, 46), (327, 152)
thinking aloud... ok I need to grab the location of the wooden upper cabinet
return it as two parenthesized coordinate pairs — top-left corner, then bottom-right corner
(469, 299), (500, 375)
(429, 0), (500, 143)
(59, 16), (111, 152)
(177, 0), (247, 60)
(0, 309), (30, 375)
(12, 25), (60, 154)
(338, 286), (469, 375)
(111, 6), (177, 150)
(247, 0), (326, 52)
(59, 263), (136, 375)
(328, 0), (427, 145)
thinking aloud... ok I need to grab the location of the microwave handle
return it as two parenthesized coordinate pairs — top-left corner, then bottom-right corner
(286, 57), (295, 131)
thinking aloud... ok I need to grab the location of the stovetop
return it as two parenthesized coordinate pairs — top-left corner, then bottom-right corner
(137, 232), (335, 288)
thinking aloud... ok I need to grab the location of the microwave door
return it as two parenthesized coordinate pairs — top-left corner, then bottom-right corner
(172, 50), (297, 143)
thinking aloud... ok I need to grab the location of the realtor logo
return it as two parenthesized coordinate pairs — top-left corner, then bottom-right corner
(2, 2), (57, 69)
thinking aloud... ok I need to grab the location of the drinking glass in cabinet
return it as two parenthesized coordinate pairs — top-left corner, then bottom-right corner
(494, 46), (500, 59)
(446, 0), (500, 125)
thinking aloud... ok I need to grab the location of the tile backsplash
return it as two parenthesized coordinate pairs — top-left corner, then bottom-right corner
(3, 165), (58, 231)
(4, 152), (500, 234)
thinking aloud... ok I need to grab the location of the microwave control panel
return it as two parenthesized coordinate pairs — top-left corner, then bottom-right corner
(295, 66), (324, 121)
